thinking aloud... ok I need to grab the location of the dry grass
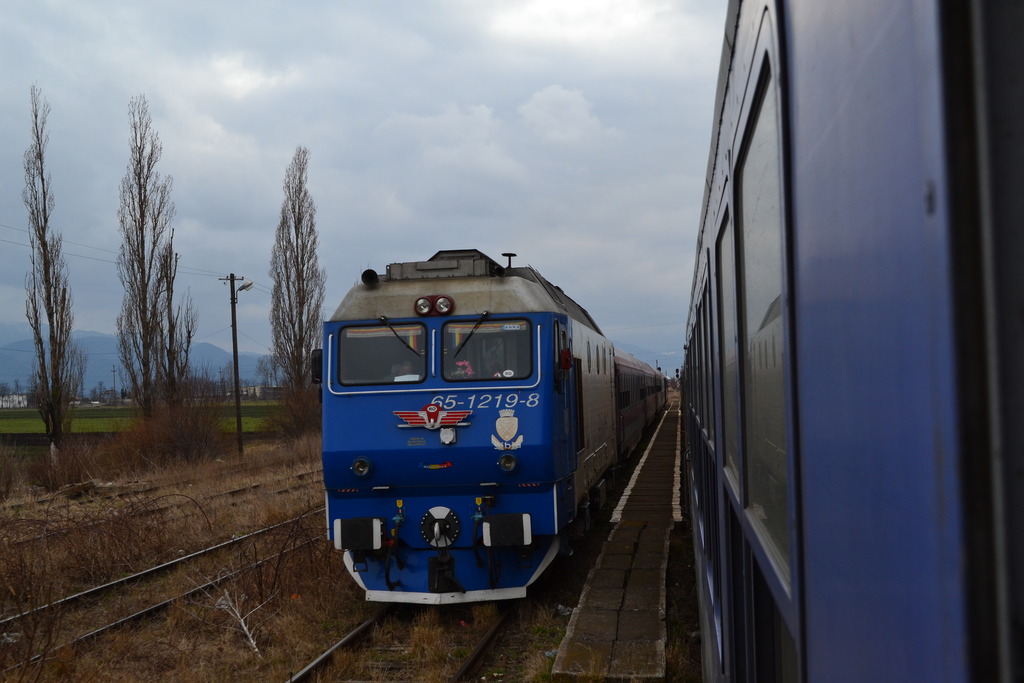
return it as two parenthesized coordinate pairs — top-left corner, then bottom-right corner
(0, 432), (350, 681)
(0, 442), (18, 500)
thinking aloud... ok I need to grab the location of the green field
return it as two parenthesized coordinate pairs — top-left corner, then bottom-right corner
(0, 402), (281, 434)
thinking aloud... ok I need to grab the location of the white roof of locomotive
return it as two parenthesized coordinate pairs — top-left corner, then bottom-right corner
(329, 249), (601, 332)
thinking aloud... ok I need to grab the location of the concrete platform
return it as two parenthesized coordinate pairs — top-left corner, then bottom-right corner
(552, 406), (681, 681)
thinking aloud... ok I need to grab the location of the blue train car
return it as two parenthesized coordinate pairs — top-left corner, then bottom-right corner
(317, 249), (625, 604)
(683, 1), (1023, 681)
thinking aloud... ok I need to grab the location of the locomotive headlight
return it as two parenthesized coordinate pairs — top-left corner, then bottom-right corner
(497, 453), (519, 473)
(414, 297), (432, 315)
(351, 457), (373, 477)
(434, 296), (453, 314)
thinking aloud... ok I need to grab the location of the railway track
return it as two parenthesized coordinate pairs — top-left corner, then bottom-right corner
(1, 465), (321, 520)
(0, 508), (323, 676)
(2, 468), (321, 552)
(286, 602), (512, 682)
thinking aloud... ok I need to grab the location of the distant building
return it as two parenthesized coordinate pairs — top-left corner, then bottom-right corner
(241, 386), (283, 401)
(0, 395), (28, 409)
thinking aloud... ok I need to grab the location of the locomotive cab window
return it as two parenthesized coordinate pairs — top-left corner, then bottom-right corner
(443, 319), (532, 381)
(338, 324), (426, 385)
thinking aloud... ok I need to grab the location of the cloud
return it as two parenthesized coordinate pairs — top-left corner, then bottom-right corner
(519, 85), (612, 144)
(485, 0), (720, 74)
(378, 104), (525, 180)
(489, 0), (658, 45)
(207, 54), (301, 100)
(0, 0), (727, 372)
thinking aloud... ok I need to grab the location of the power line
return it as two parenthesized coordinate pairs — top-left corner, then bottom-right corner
(238, 330), (272, 352)
(1, 219), (245, 279)
(0, 220), (117, 257)
(0, 346), (33, 354)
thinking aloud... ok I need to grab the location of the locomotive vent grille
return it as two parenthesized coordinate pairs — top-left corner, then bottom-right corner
(385, 249), (504, 281)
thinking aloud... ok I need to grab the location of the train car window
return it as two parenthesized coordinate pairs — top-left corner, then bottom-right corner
(700, 304), (709, 426)
(703, 287), (716, 444)
(717, 213), (739, 475)
(736, 69), (789, 567)
(338, 324), (426, 385)
(442, 319), (532, 381)
(694, 303), (704, 424)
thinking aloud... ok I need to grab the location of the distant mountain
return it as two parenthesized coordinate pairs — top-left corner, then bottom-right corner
(0, 322), (34, 347)
(0, 325), (266, 395)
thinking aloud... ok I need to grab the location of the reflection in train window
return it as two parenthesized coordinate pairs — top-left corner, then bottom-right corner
(338, 324), (426, 385)
(718, 213), (738, 474)
(443, 319), (532, 381)
(737, 69), (789, 571)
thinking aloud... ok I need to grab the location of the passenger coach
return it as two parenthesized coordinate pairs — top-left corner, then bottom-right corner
(683, 1), (1023, 681)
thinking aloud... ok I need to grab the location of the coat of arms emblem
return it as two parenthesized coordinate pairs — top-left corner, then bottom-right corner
(491, 409), (523, 450)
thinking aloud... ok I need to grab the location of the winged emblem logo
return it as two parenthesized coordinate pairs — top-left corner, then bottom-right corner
(394, 403), (472, 430)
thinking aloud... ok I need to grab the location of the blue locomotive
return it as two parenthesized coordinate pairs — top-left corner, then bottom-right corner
(316, 249), (664, 604)
(684, 1), (1024, 681)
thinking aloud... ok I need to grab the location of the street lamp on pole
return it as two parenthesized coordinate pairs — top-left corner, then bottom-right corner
(221, 273), (253, 456)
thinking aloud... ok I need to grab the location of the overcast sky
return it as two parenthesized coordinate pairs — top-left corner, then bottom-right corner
(0, 0), (725, 375)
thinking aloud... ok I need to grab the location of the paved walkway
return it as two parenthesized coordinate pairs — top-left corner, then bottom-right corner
(552, 405), (681, 681)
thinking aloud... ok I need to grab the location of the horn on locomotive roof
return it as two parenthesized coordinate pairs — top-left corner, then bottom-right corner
(361, 269), (379, 286)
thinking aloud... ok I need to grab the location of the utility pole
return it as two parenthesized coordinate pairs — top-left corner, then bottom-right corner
(221, 273), (253, 456)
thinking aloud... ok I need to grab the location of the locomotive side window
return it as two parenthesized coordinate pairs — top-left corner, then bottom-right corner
(443, 319), (532, 381)
(736, 68), (790, 571)
(338, 324), (426, 385)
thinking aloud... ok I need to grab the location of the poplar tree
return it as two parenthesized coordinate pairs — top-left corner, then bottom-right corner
(269, 146), (326, 434)
(23, 84), (85, 452)
(115, 94), (194, 417)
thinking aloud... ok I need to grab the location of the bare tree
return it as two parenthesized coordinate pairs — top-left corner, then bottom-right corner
(270, 147), (325, 389)
(23, 84), (86, 451)
(115, 94), (193, 417)
(159, 245), (196, 406)
(255, 355), (280, 389)
(269, 147), (325, 434)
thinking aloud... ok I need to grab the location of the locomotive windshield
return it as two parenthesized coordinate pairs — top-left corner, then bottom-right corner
(338, 324), (426, 385)
(442, 319), (532, 381)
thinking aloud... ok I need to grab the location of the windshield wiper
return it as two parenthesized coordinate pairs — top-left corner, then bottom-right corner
(454, 311), (490, 359)
(379, 316), (420, 357)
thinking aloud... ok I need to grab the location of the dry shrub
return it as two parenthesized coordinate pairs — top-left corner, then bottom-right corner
(273, 433), (321, 470)
(0, 530), (66, 672)
(150, 400), (230, 462)
(24, 438), (96, 492)
(65, 500), (178, 584)
(262, 387), (320, 438)
(99, 401), (230, 475)
(0, 442), (18, 500)
(30, 496), (178, 589)
(0, 495), (180, 674)
(96, 372), (233, 475)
